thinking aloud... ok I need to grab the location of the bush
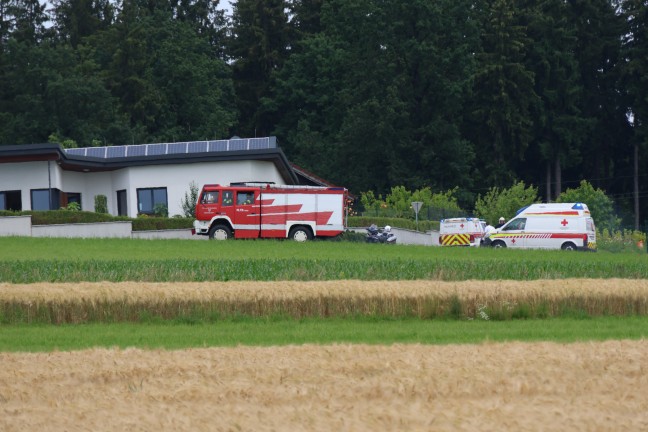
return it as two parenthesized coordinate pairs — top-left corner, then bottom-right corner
(557, 180), (619, 231)
(597, 229), (646, 253)
(360, 186), (464, 221)
(64, 202), (81, 211)
(94, 195), (108, 214)
(153, 203), (168, 218)
(474, 181), (539, 225)
(181, 181), (199, 218)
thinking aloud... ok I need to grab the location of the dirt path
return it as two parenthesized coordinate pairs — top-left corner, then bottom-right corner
(2, 341), (647, 431)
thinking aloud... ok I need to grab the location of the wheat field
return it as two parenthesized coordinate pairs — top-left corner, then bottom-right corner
(1, 341), (647, 431)
(3, 279), (648, 430)
(4, 279), (648, 302)
(2, 279), (648, 322)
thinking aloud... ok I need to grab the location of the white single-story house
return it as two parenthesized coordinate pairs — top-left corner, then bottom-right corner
(0, 137), (328, 218)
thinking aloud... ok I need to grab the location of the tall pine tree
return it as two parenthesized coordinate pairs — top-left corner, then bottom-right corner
(228, 0), (290, 137)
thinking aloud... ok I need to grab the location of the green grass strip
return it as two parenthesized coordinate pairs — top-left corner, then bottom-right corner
(1, 256), (647, 282)
(2, 316), (647, 352)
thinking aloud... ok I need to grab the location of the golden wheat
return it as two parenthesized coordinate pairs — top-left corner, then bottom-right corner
(2, 279), (648, 302)
(1, 341), (648, 431)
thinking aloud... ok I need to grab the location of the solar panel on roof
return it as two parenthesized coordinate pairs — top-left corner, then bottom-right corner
(86, 147), (105, 158)
(61, 137), (275, 161)
(248, 137), (269, 150)
(188, 141), (208, 153)
(107, 146), (126, 158)
(229, 139), (247, 151)
(168, 143), (186, 154)
(127, 145), (146, 157)
(209, 140), (229, 152)
(147, 144), (166, 156)
(66, 148), (86, 156)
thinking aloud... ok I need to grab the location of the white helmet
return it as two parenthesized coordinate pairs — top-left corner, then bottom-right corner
(499, 217), (505, 222)
(384, 225), (391, 232)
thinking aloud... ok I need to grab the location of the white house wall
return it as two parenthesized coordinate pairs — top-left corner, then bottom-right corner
(0, 161), (59, 210)
(60, 170), (114, 212)
(1, 159), (286, 217)
(119, 160), (284, 217)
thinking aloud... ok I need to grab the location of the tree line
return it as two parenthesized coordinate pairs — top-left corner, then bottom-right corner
(1, 0), (647, 228)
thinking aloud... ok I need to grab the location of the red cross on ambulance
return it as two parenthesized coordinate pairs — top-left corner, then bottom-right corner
(561, 219), (568, 226)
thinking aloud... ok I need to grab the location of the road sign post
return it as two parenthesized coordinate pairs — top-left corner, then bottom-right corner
(411, 201), (423, 231)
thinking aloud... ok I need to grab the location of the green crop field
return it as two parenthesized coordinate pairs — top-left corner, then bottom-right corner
(0, 237), (647, 282)
(1, 237), (647, 351)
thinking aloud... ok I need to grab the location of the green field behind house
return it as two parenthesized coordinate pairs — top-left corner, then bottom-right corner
(0, 237), (647, 282)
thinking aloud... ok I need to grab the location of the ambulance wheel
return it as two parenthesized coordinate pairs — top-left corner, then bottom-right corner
(208, 224), (232, 240)
(561, 242), (577, 251)
(289, 226), (312, 242)
(491, 240), (506, 248)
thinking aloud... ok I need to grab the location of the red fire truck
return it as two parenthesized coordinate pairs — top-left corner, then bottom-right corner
(193, 182), (348, 241)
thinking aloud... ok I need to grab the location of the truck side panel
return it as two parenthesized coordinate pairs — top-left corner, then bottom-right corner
(259, 192), (343, 238)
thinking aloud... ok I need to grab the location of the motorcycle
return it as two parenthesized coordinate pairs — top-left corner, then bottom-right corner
(366, 224), (397, 244)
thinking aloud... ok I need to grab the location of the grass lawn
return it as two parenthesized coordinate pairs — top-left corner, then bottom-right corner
(2, 316), (647, 352)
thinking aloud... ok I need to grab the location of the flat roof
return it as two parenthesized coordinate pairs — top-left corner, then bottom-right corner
(0, 137), (299, 184)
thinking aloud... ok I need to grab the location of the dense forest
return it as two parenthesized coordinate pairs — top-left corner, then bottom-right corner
(1, 0), (647, 227)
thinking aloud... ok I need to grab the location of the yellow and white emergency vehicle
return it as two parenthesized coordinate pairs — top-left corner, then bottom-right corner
(483, 203), (597, 251)
(439, 217), (487, 247)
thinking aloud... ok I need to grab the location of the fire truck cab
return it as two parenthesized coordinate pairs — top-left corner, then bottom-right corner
(193, 183), (347, 241)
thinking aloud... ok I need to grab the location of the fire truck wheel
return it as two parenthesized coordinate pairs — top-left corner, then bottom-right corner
(208, 224), (232, 240)
(491, 240), (506, 248)
(289, 226), (313, 242)
(561, 242), (577, 251)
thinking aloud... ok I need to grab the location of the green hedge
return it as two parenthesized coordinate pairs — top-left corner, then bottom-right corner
(348, 216), (439, 232)
(1, 211), (434, 232)
(0, 210), (193, 231)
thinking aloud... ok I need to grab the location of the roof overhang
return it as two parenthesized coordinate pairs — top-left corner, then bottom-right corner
(0, 143), (299, 184)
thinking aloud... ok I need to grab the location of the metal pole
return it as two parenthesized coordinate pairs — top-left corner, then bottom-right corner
(47, 160), (52, 210)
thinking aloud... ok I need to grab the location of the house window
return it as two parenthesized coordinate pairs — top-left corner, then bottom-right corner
(62, 192), (81, 209)
(31, 188), (61, 210)
(0, 190), (22, 211)
(137, 187), (167, 215)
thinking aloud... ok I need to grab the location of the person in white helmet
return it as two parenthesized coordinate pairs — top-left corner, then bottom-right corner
(495, 217), (506, 229)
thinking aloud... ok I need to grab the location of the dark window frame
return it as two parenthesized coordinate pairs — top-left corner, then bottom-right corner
(0, 190), (22, 211)
(136, 187), (168, 215)
(30, 188), (61, 210)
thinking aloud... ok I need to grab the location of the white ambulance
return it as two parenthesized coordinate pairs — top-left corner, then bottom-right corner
(483, 203), (597, 251)
(439, 217), (487, 247)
